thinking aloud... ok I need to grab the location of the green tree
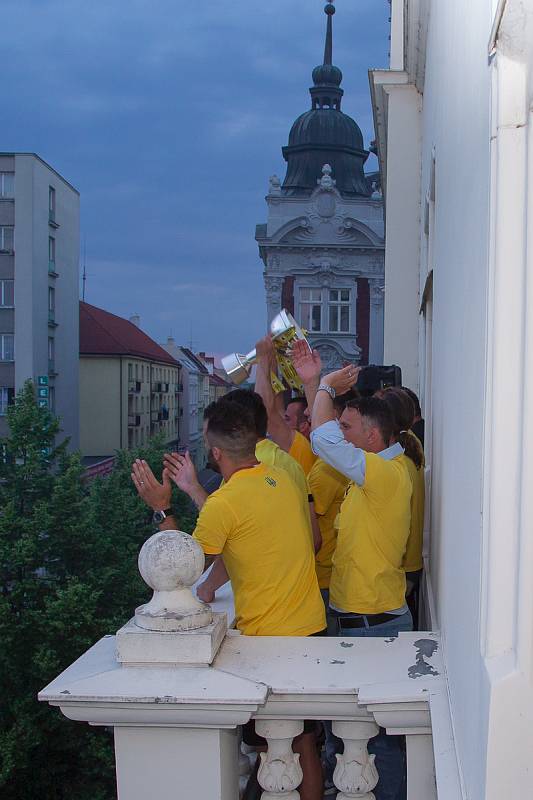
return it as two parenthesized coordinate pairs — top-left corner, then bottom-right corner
(0, 381), (197, 799)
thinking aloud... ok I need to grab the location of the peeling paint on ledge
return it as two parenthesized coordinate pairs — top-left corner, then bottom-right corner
(408, 638), (440, 679)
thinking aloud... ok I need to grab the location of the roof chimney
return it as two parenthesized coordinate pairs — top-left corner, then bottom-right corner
(129, 314), (141, 328)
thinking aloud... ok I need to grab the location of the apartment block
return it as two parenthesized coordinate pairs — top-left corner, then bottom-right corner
(80, 303), (181, 459)
(0, 153), (80, 446)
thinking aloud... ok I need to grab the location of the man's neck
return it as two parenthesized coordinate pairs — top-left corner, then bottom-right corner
(221, 457), (260, 483)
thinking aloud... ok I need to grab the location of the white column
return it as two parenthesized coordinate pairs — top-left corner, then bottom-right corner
(405, 734), (437, 800)
(332, 719), (379, 799)
(255, 718), (304, 799)
(368, 279), (385, 364)
(114, 726), (238, 800)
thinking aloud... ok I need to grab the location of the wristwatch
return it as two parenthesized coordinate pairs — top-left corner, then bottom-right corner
(317, 383), (336, 400)
(152, 507), (173, 525)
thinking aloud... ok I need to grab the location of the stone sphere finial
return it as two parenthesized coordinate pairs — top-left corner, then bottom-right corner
(135, 530), (213, 632)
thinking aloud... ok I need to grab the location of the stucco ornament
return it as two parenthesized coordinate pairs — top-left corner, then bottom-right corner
(318, 163), (336, 190)
(135, 530), (212, 632)
(269, 174), (282, 195)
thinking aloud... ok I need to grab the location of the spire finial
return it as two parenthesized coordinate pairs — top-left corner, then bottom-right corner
(323, 3), (335, 66)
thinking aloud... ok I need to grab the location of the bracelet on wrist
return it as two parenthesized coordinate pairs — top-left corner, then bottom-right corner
(317, 383), (336, 400)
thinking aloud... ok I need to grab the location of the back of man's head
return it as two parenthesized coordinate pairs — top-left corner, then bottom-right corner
(204, 399), (258, 461)
(345, 395), (394, 448)
(223, 388), (268, 438)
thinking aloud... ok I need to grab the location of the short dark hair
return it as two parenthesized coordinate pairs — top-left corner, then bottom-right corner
(223, 389), (267, 438)
(345, 396), (394, 445)
(286, 396), (307, 425)
(204, 399), (257, 460)
(402, 386), (421, 418)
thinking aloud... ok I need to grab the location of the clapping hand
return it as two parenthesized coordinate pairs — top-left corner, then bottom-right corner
(290, 339), (322, 385)
(163, 451), (200, 494)
(131, 459), (172, 511)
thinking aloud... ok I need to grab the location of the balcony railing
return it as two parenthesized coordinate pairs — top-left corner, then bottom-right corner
(48, 310), (57, 327)
(48, 261), (58, 276)
(38, 532), (461, 800)
(48, 210), (59, 228)
(127, 414), (141, 427)
(128, 381), (141, 394)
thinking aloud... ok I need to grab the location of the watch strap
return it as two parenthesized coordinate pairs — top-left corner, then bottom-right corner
(317, 383), (336, 400)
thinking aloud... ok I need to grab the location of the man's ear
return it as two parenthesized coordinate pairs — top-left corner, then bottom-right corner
(211, 445), (222, 463)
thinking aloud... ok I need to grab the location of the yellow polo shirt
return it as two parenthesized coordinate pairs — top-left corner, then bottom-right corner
(308, 458), (350, 589)
(193, 463), (325, 636)
(255, 438), (308, 503)
(401, 450), (425, 573)
(330, 453), (412, 614)
(289, 430), (317, 476)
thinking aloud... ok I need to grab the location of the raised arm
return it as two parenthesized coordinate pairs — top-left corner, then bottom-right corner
(254, 335), (294, 452)
(290, 339), (322, 412)
(310, 366), (367, 485)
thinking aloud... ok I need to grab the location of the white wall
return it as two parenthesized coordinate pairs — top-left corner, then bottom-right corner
(417, 2), (492, 796)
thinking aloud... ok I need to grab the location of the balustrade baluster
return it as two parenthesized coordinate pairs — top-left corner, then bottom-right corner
(255, 719), (304, 799)
(332, 719), (380, 799)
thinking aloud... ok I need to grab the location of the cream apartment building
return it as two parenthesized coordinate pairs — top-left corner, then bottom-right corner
(80, 302), (180, 459)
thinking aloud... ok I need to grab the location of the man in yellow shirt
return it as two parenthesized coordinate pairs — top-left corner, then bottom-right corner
(254, 335), (317, 475)
(168, 389), (320, 602)
(132, 398), (325, 800)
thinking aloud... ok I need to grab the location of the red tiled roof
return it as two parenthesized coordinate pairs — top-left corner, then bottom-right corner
(80, 302), (179, 366)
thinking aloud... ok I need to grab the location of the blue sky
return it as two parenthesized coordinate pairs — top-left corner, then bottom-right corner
(4, 0), (390, 354)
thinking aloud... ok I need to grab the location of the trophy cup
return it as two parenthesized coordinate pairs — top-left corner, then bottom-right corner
(222, 309), (310, 393)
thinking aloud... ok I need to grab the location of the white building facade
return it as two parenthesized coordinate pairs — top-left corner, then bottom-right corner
(370, 0), (533, 796)
(0, 153), (80, 446)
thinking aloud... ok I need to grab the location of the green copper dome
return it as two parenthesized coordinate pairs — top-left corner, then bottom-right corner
(281, 2), (370, 197)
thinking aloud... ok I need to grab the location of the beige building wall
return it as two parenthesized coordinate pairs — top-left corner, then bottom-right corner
(81, 355), (180, 458)
(80, 357), (121, 457)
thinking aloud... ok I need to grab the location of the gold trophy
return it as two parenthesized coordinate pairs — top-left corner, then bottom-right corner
(222, 309), (310, 393)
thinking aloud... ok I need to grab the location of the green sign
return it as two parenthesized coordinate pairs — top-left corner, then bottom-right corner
(38, 375), (49, 386)
(38, 387), (49, 398)
(38, 399), (48, 408)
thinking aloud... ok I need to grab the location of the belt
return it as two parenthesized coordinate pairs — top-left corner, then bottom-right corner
(335, 612), (396, 628)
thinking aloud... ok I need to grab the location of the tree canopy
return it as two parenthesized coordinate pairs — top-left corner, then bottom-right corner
(0, 381), (197, 799)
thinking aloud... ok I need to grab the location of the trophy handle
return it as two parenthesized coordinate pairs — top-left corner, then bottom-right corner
(221, 349), (257, 385)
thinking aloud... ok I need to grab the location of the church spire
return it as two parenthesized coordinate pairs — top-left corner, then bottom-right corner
(310, 3), (343, 111)
(323, 2), (335, 66)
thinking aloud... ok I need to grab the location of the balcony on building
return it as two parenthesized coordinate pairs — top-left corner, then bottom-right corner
(128, 380), (141, 394)
(127, 414), (141, 427)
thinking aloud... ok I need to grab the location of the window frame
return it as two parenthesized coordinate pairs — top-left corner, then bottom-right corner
(327, 288), (352, 333)
(0, 172), (14, 198)
(0, 279), (14, 307)
(0, 334), (14, 361)
(299, 287), (324, 333)
(0, 226), (14, 252)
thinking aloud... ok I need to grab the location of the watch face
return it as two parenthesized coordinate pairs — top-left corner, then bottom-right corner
(153, 510), (165, 524)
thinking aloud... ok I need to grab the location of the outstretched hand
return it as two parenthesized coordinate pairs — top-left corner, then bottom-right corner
(322, 364), (362, 395)
(131, 459), (172, 511)
(290, 339), (322, 384)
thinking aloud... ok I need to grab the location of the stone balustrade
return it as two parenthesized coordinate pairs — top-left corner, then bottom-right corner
(39, 530), (461, 800)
